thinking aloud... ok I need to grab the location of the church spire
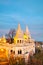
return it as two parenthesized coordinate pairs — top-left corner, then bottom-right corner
(16, 23), (22, 34)
(16, 23), (23, 38)
(17, 24), (21, 32)
(25, 25), (31, 39)
(25, 26), (30, 35)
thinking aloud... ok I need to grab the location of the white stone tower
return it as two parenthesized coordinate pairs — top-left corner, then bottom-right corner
(25, 26), (31, 39)
(16, 24), (23, 38)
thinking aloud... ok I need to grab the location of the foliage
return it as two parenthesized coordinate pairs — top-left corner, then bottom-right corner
(34, 52), (43, 61)
(35, 48), (41, 53)
(5, 29), (16, 43)
(9, 56), (25, 65)
(27, 52), (43, 65)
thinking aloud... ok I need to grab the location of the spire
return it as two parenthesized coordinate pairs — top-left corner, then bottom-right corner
(25, 25), (31, 39)
(25, 26), (30, 35)
(17, 24), (21, 32)
(16, 24), (23, 38)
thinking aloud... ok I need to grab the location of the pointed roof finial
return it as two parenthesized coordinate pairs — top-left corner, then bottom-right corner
(25, 26), (30, 35)
(16, 23), (23, 38)
(25, 26), (31, 39)
(18, 24), (21, 31)
(17, 23), (22, 33)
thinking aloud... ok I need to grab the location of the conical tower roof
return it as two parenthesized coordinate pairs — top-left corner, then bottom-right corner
(25, 25), (31, 39)
(25, 26), (30, 35)
(16, 24), (23, 38)
(17, 24), (22, 33)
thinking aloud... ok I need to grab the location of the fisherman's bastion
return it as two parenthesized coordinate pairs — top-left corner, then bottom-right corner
(0, 24), (35, 61)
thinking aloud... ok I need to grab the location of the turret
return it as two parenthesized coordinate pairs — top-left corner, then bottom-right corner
(16, 24), (23, 38)
(0, 35), (6, 43)
(14, 24), (24, 44)
(25, 26), (31, 39)
(25, 26), (31, 36)
(23, 25), (31, 43)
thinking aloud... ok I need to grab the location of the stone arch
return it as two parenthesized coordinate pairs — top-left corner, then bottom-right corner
(18, 50), (20, 54)
(13, 51), (15, 54)
(18, 49), (22, 54)
(20, 50), (22, 54)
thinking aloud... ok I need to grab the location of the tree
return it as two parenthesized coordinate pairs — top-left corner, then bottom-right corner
(5, 29), (16, 43)
(8, 29), (16, 39)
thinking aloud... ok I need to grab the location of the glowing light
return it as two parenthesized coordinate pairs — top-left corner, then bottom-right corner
(38, 46), (39, 47)
(0, 48), (4, 51)
(23, 34), (28, 39)
(3, 40), (6, 43)
(0, 38), (1, 41)
(14, 36), (18, 44)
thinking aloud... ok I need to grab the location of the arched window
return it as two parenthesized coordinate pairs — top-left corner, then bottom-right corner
(18, 50), (22, 54)
(13, 51), (15, 54)
(20, 50), (22, 54)
(17, 40), (19, 43)
(20, 40), (21, 43)
(10, 50), (13, 53)
(18, 50), (19, 54)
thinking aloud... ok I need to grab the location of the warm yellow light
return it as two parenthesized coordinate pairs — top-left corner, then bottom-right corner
(23, 34), (28, 39)
(0, 48), (8, 58)
(14, 36), (18, 44)
(0, 38), (1, 41)
(0, 48), (4, 51)
(3, 40), (6, 43)
(38, 46), (39, 47)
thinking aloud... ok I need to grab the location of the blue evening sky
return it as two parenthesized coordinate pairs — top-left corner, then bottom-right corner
(0, 0), (43, 41)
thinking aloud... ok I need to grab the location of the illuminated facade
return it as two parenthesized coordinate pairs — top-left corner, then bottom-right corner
(0, 24), (35, 61)
(0, 35), (6, 43)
